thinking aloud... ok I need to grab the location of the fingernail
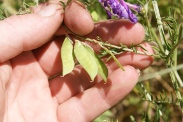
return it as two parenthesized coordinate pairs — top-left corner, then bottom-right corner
(38, 4), (58, 16)
(136, 68), (141, 76)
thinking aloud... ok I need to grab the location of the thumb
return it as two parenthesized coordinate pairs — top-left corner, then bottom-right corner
(0, 3), (63, 63)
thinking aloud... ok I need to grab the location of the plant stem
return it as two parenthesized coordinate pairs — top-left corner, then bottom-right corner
(166, 38), (183, 60)
(99, 43), (125, 71)
(152, 0), (169, 55)
(151, 0), (183, 115)
(144, 13), (165, 55)
(2, 0), (17, 15)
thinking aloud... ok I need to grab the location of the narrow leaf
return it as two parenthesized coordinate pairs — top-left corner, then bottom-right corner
(100, 44), (124, 70)
(61, 37), (75, 76)
(84, 44), (108, 82)
(74, 40), (98, 81)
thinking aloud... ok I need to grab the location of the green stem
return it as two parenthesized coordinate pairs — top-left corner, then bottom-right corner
(151, 0), (183, 114)
(2, 0), (17, 15)
(145, 14), (165, 55)
(167, 47), (183, 113)
(139, 63), (183, 82)
(62, 24), (151, 57)
(152, 0), (169, 55)
(166, 37), (183, 60)
(99, 44), (125, 71)
(87, 38), (125, 70)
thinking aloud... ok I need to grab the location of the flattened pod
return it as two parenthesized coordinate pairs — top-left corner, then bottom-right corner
(84, 44), (108, 82)
(61, 37), (75, 76)
(74, 40), (98, 81)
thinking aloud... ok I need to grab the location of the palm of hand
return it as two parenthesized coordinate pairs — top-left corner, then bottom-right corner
(3, 51), (59, 122)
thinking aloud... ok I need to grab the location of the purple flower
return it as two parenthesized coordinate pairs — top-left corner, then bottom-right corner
(99, 0), (141, 23)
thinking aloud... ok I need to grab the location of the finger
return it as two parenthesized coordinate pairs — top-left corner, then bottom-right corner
(106, 42), (154, 70)
(56, 0), (94, 36)
(57, 66), (138, 122)
(33, 37), (64, 77)
(0, 3), (63, 63)
(86, 20), (145, 52)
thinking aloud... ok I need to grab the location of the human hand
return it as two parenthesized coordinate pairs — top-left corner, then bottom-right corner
(0, 1), (153, 122)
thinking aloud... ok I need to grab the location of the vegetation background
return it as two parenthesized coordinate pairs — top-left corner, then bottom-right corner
(0, 0), (183, 121)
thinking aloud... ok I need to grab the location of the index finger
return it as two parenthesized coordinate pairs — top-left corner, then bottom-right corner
(85, 20), (145, 52)
(87, 20), (145, 46)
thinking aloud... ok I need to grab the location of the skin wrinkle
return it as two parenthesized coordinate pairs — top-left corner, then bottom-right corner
(0, 62), (12, 120)
(0, 78), (5, 121)
(8, 53), (34, 110)
(74, 97), (88, 122)
(0, 62), (11, 89)
(8, 67), (22, 108)
(17, 84), (39, 120)
(96, 81), (112, 106)
(57, 97), (86, 122)
(83, 88), (110, 122)
(17, 102), (26, 122)
(73, 90), (104, 122)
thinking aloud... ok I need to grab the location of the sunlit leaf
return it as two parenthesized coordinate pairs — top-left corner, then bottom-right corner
(84, 44), (108, 82)
(74, 40), (98, 81)
(61, 37), (75, 76)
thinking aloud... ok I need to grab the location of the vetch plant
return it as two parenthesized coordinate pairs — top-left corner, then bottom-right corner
(98, 0), (141, 23)
(1, 0), (183, 121)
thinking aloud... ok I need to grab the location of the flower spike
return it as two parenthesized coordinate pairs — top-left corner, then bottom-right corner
(99, 0), (141, 23)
